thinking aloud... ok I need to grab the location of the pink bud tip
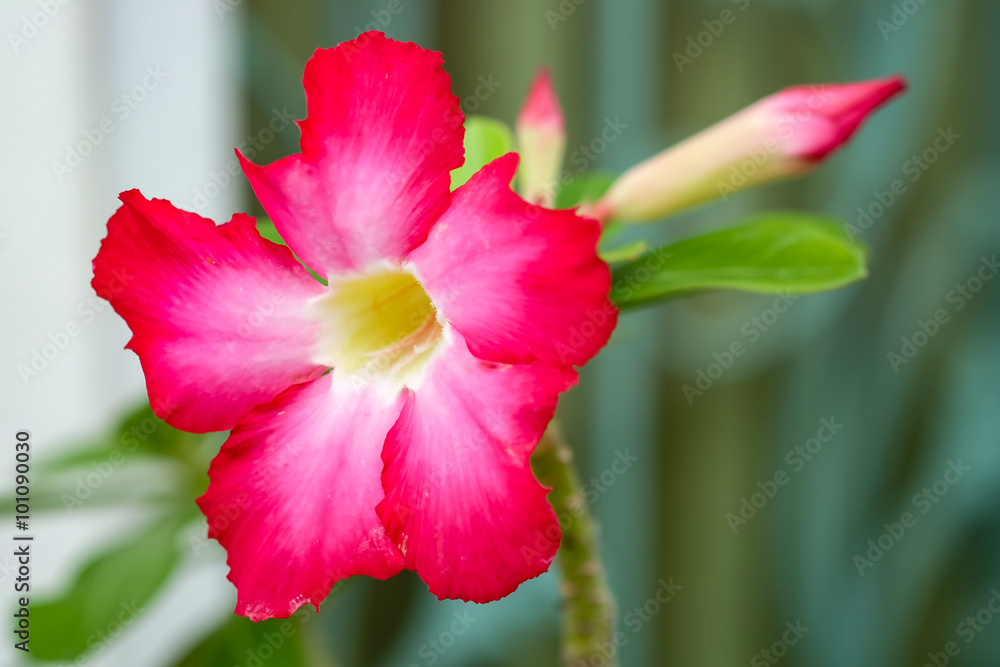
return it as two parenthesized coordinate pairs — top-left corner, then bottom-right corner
(774, 74), (908, 161)
(517, 67), (564, 132)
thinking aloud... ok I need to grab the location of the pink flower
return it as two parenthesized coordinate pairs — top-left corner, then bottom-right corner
(592, 75), (907, 222)
(516, 68), (566, 207)
(91, 32), (616, 620)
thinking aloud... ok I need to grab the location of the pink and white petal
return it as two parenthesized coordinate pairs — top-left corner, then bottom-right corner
(92, 190), (326, 433)
(197, 373), (405, 621)
(407, 153), (616, 368)
(240, 31), (465, 277)
(377, 331), (576, 602)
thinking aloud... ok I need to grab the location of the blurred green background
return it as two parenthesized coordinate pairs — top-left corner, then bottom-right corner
(23, 0), (1000, 665)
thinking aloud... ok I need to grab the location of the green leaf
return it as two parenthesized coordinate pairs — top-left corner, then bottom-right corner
(43, 403), (187, 466)
(600, 240), (649, 264)
(555, 170), (616, 209)
(256, 218), (286, 246)
(610, 212), (868, 308)
(30, 515), (186, 661)
(451, 116), (515, 190)
(175, 615), (305, 667)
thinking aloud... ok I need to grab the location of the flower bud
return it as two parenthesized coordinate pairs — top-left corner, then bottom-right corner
(596, 75), (906, 222)
(516, 68), (566, 207)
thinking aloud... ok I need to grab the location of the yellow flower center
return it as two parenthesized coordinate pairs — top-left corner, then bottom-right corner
(311, 267), (444, 388)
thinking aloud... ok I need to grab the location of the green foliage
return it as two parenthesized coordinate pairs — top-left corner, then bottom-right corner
(611, 212), (868, 307)
(48, 404), (191, 467)
(176, 615), (305, 667)
(554, 171), (616, 210)
(451, 115), (515, 189)
(599, 239), (649, 264)
(30, 516), (187, 661)
(255, 218), (286, 246)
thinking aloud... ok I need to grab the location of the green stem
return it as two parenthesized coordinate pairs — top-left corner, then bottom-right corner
(532, 420), (618, 667)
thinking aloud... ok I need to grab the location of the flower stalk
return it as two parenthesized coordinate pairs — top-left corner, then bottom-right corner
(533, 420), (618, 667)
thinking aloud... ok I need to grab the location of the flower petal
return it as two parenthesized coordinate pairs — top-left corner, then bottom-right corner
(407, 153), (616, 368)
(377, 331), (576, 602)
(240, 31), (465, 277)
(92, 190), (326, 433)
(197, 373), (405, 621)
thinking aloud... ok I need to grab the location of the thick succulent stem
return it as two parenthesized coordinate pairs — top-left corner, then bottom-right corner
(532, 420), (618, 667)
